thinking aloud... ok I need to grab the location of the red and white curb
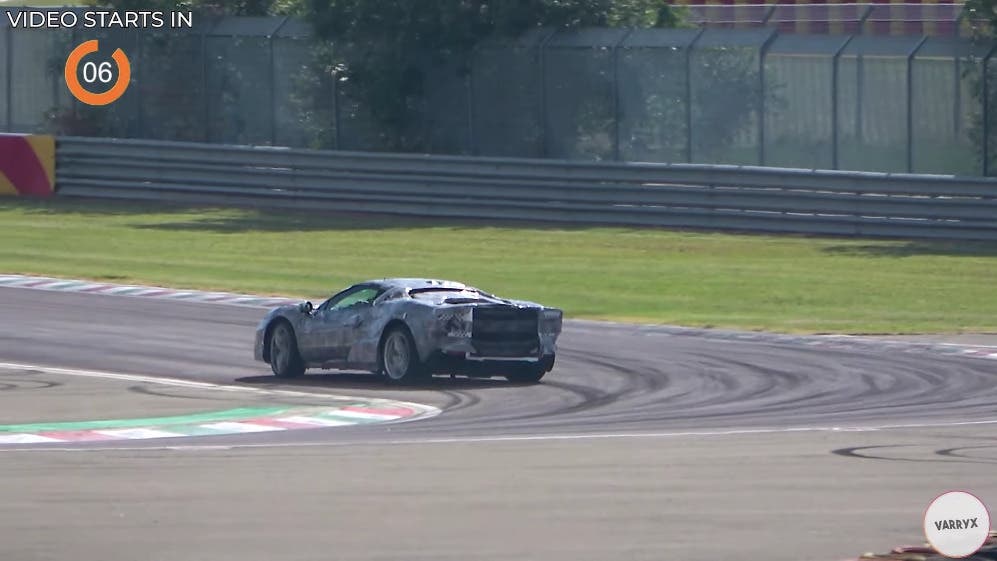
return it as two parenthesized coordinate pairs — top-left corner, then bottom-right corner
(0, 274), (300, 308)
(0, 362), (441, 446)
(0, 405), (420, 445)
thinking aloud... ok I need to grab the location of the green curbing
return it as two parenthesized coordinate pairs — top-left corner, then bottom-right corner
(0, 406), (291, 433)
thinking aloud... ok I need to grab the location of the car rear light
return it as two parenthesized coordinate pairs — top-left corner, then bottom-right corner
(436, 308), (472, 338)
(540, 309), (562, 335)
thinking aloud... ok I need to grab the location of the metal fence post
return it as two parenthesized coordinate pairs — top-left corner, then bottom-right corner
(5, 23), (12, 130)
(332, 68), (340, 150)
(201, 28), (210, 142)
(983, 44), (997, 176)
(686, 29), (705, 163)
(857, 4), (874, 34)
(613, 30), (633, 162)
(759, 30), (777, 166)
(761, 4), (778, 25)
(855, 51), (864, 149)
(269, 17), (289, 147)
(831, 35), (854, 170)
(66, 26), (78, 129)
(851, 7), (876, 160)
(538, 31), (557, 158)
(954, 48), (961, 138)
(269, 34), (276, 146)
(136, 33), (144, 138)
(906, 36), (927, 173)
(467, 45), (476, 155)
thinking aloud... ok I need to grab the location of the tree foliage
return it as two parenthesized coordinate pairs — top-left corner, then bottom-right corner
(79, 0), (771, 163)
(964, 0), (997, 37)
(954, 0), (997, 174)
(86, 0), (295, 16)
(301, 0), (681, 150)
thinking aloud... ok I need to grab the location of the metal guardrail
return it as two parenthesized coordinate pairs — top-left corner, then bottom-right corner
(56, 136), (997, 240)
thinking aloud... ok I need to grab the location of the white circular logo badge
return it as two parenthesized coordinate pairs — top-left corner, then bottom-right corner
(923, 491), (990, 558)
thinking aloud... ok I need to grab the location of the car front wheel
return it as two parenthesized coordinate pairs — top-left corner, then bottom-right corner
(269, 322), (305, 378)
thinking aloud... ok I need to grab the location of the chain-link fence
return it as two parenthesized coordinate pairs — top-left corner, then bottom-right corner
(3, 11), (997, 175)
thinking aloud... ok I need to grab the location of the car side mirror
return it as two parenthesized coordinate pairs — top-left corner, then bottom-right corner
(298, 301), (314, 314)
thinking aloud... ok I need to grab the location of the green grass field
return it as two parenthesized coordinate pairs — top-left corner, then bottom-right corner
(1, 198), (995, 334)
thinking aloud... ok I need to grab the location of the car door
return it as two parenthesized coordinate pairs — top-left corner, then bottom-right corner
(297, 286), (359, 362)
(305, 308), (350, 362)
(303, 285), (383, 363)
(337, 300), (379, 363)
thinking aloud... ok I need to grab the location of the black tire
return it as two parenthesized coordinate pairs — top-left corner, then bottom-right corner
(268, 321), (305, 378)
(379, 326), (427, 385)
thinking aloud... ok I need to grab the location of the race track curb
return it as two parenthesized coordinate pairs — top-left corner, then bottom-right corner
(0, 274), (301, 308)
(0, 403), (421, 444)
(0, 361), (441, 445)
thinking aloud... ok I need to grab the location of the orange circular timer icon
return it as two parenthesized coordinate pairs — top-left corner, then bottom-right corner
(64, 40), (131, 106)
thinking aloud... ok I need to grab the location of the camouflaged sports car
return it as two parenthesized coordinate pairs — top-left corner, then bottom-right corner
(254, 279), (562, 384)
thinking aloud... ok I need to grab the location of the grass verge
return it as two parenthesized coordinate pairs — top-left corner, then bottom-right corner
(1, 198), (995, 334)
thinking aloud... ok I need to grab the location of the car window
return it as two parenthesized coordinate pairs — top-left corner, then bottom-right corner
(321, 286), (383, 311)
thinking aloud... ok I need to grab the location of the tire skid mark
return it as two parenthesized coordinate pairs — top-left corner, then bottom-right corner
(0, 370), (64, 391)
(425, 378), (603, 427)
(832, 444), (997, 465)
(432, 389), (481, 414)
(936, 445), (997, 461)
(498, 342), (995, 434)
(127, 384), (236, 402)
(440, 345), (678, 426)
(438, 339), (997, 435)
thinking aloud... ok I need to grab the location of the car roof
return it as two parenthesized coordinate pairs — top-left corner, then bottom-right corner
(363, 278), (469, 291)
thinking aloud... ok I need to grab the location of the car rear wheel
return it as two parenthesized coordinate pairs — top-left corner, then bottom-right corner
(269, 322), (305, 378)
(380, 327), (426, 384)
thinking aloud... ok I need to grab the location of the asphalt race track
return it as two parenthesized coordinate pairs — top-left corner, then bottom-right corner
(2, 285), (997, 561)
